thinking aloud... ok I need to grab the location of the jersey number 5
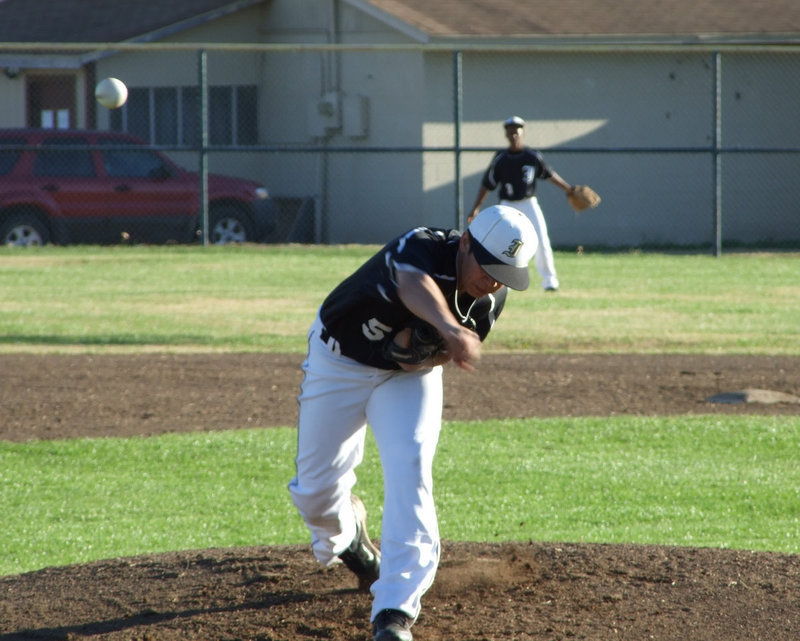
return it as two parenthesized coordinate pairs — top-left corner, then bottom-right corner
(362, 317), (392, 341)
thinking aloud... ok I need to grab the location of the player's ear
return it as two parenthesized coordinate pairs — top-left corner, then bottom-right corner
(459, 230), (473, 254)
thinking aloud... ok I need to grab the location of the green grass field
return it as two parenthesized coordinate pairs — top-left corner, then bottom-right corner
(0, 245), (798, 577)
(0, 245), (797, 354)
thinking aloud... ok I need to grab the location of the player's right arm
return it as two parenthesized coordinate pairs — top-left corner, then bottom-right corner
(394, 268), (481, 371)
(469, 152), (503, 223)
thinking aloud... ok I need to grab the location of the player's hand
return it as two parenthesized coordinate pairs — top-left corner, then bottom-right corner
(390, 327), (447, 371)
(440, 324), (481, 371)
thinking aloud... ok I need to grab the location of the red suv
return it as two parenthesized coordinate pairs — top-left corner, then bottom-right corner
(0, 128), (275, 246)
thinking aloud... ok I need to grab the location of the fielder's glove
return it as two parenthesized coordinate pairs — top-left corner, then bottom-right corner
(566, 185), (601, 212)
(383, 319), (446, 365)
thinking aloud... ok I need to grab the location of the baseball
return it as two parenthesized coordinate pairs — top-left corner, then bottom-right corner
(95, 77), (128, 109)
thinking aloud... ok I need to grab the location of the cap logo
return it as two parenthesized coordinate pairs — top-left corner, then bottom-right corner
(502, 238), (524, 258)
(467, 204), (538, 291)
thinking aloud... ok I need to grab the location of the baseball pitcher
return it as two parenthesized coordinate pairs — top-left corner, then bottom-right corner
(288, 205), (538, 641)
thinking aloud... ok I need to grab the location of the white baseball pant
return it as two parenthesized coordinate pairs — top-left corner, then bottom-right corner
(288, 314), (443, 622)
(501, 196), (559, 290)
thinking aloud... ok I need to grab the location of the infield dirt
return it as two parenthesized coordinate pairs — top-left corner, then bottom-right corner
(1, 353), (798, 640)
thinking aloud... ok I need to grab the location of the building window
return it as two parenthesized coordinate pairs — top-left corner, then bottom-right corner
(110, 85), (258, 147)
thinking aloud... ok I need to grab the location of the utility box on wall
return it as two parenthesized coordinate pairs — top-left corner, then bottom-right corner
(307, 91), (341, 138)
(307, 93), (369, 139)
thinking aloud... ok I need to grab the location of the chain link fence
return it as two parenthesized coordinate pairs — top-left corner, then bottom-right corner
(0, 43), (798, 251)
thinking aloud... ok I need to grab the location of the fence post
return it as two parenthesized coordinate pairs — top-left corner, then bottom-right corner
(453, 50), (463, 229)
(712, 50), (722, 257)
(198, 48), (209, 245)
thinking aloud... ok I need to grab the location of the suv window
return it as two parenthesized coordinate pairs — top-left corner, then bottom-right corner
(34, 136), (94, 177)
(98, 140), (171, 178)
(0, 137), (25, 175)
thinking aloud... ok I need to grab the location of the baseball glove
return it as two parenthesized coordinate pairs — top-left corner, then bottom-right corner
(566, 185), (601, 212)
(383, 319), (445, 365)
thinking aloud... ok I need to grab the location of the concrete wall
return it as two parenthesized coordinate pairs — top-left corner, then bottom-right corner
(457, 51), (717, 247)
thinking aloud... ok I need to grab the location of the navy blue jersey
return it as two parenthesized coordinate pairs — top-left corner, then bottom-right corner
(482, 147), (553, 201)
(319, 226), (506, 369)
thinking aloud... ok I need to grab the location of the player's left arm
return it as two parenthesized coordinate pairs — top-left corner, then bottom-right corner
(547, 170), (573, 193)
(532, 151), (572, 194)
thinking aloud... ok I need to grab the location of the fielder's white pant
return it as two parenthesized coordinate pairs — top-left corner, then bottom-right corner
(288, 314), (443, 622)
(501, 196), (559, 290)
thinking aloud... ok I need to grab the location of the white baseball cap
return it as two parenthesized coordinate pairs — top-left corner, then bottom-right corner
(504, 116), (525, 128)
(467, 205), (538, 291)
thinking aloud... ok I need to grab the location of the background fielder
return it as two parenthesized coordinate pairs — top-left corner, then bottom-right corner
(288, 205), (538, 641)
(470, 115), (577, 292)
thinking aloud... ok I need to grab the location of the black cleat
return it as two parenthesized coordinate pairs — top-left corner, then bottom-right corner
(338, 494), (380, 592)
(372, 608), (413, 641)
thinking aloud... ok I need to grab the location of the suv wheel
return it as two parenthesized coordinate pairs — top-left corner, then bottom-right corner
(0, 213), (50, 246)
(209, 205), (254, 244)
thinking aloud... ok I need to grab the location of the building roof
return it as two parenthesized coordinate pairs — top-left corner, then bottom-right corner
(0, 0), (263, 43)
(356, 0), (800, 42)
(0, 0), (797, 45)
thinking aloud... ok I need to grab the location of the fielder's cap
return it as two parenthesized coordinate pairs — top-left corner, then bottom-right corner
(468, 204), (538, 291)
(503, 116), (525, 128)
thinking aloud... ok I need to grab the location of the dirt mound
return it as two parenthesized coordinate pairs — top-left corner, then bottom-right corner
(2, 542), (797, 640)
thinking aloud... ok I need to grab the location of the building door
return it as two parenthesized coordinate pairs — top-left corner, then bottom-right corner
(27, 75), (76, 129)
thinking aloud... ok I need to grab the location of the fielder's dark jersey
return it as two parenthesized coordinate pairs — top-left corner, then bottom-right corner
(481, 147), (553, 201)
(319, 226), (506, 370)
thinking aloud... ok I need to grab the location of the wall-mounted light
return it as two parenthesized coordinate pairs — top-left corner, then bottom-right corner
(3, 67), (21, 79)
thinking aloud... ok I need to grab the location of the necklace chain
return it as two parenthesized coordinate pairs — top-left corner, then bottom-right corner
(453, 250), (478, 327)
(453, 289), (478, 328)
